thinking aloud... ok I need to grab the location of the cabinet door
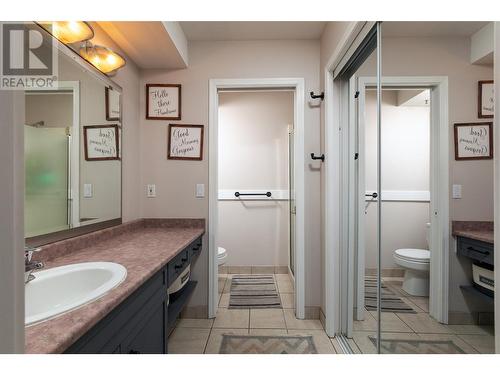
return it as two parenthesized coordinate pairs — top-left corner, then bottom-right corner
(124, 301), (167, 354)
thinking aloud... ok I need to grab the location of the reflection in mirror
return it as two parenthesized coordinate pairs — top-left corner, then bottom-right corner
(24, 24), (122, 243)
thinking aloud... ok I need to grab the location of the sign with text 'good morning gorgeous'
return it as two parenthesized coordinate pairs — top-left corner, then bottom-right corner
(168, 124), (204, 160)
(84, 125), (120, 161)
(454, 122), (493, 160)
(146, 84), (181, 120)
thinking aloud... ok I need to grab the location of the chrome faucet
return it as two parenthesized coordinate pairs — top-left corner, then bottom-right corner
(25, 246), (44, 284)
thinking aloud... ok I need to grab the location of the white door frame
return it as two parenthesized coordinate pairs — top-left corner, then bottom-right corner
(208, 78), (306, 319)
(24, 81), (80, 229)
(352, 76), (449, 325)
(324, 21), (376, 337)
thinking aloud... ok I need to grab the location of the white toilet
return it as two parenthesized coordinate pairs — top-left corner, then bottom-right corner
(218, 247), (228, 266)
(393, 223), (431, 297)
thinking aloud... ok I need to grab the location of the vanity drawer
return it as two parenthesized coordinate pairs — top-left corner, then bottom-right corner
(189, 236), (203, 259)
(167, 248), (190, 286)
(457, 237), (494, 266)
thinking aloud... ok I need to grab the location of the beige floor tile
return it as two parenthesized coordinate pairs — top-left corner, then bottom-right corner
(176, 318), (214, 329)
(250, 308), (286, 329)
(458, 334), (496, 354)
(352, 331), (421, 354)
(249, 328), (288, 335)
(407, 296), (430, 313)
(204, 328), (248, 354)
(416, 333), (478, 354)
(228, 266), (252, 274)
(330, 338), (343, 354)
(222, 277), (232, 293)
(396, 312), (452, 334)
(283, 309), (323, 330)
(275, 274), (292, 282)
(367, 311), (413, 333)
(219, 293), (230, 308)
(287, 329), (337, 354)
(280, 293), (295, 309)
(448, 324), (494, 336)
(353, 312), (378, 332)
(277, 278), (294, 293)
(168, 327), (211, 354)
(347, 336), (364, 354)
(213, 308), (250, 329)
(251, 266), (275, 274)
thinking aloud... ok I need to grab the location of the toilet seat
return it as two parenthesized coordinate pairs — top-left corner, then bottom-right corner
(218, 247), (227, 265)
(394, 248), (430, 263)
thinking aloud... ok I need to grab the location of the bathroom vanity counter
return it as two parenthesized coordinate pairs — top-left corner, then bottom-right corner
(25, 218), (205, 354)
(452, 221), (494, 244)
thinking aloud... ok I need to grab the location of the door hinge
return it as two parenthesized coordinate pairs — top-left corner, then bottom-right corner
(354, 152), (359, 160)
(354, 91), (360, 99)
(291, 206), (297, 215)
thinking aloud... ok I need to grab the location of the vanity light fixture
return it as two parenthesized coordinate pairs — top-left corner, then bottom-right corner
(40, 21), (94, 44)
(79, 41), (126, 75)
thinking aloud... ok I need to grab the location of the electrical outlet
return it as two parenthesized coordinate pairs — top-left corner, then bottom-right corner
(452, 184), (462, 199)
(147, 184), (156, 198)
(196, 184), (205, 198)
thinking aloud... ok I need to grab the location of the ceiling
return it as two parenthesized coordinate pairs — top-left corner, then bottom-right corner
(382, 22), (489, 37)
(97, 22), (187, 69)
(179, 21), (327, 41)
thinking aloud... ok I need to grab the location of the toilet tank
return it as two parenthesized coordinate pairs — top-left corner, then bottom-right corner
(426, 222), (431, 247)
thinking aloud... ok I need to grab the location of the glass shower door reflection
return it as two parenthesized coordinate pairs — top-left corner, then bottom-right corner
(25, 125), (70, 237)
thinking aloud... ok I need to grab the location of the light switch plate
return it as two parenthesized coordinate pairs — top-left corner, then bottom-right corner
(147, 184), (156, 198)
(83, 183), (93, 198)
(196, 183), (205, 198)
(452, 184), (462, 199)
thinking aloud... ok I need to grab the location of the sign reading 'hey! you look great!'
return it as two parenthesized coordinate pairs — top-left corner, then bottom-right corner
(168, 124), (204, 160)
(454, 122), (493, 160)
(146, 84), (181, 120)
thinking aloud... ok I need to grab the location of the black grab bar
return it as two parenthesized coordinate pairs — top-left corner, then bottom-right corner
(234, 192), (272, 198)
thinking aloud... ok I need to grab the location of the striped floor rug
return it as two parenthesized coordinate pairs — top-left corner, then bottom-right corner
(219, 335), (317, 354)
(229, 275), (282, 309)
(365, 277), (416, 313)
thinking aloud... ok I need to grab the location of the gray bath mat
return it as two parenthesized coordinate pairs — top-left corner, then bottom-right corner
(220, 335), (317, 354)
(368, 336), (465, 354)
(229, 275), (281, 309)
(365, 277), (416, 313)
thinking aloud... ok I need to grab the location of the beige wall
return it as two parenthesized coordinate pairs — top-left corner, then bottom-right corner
(364, 90), (430, 269)
(218, 91), (292, 267)
(25, 94), (72, 128)
(140, 39), (322, 308)
(89, 22), (142, 223)
(357, 35), (494, 315)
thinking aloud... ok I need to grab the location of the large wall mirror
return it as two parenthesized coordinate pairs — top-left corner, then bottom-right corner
(25, 23), (122, 246)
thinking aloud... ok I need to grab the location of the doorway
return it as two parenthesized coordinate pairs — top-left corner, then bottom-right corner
(208, 78), (306, 319)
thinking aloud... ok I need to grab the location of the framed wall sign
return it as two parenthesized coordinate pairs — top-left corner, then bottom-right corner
(84, 125), (120, 161)
(105, 87), (120, 121)
(146, 84), (181, 120)
(454, 122), (493, 160)
(478, 80), (494, 118)
(167, 124), (204, 160)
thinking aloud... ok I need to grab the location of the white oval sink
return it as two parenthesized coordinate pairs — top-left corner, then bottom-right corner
(25, 262), (127, 326)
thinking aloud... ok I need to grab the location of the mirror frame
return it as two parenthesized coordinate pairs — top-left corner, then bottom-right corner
(25, 22), (123, 247)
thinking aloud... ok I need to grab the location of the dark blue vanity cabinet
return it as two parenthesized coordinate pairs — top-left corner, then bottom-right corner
(65, 236), (202, 354)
